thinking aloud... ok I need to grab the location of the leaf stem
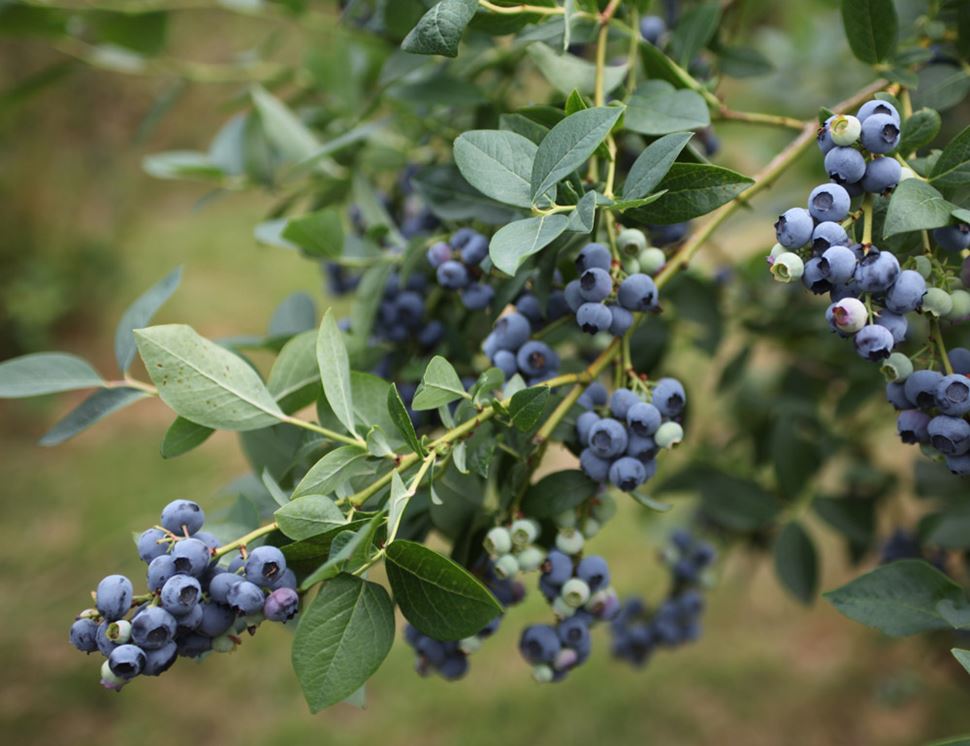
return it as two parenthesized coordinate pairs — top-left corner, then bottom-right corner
(931, 319), (954, 375)
(213, 522), (279, 559)
(716, 107), (805, 131)
(478, 0), (565, 15)
(861, 193), (874, 248)
(282, 416), (365, 447)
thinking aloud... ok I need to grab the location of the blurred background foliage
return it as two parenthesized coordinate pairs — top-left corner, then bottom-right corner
(3, 0), (970, 743)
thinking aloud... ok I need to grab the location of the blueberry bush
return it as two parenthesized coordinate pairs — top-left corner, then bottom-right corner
(3, 0), (970, 726)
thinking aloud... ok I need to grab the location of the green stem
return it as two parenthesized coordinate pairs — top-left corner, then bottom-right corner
(282, 416), (365, 448)
(716, 108), (805, 131)
(861, 193), (874, 248)
(478, 0), (567, 15)
(214, 522), (279, 559)
(931, 319), (954, 375)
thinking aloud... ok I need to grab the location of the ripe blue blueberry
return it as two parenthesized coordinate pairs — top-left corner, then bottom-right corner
(884, 270), (926, 313)
(160, 499), (205, 535)
(542, 549), (573, 586)
(857, 99), (900, 125)
(263, 587), (300, 622)
(394, 291), (424, 325)
(96, 575), (133, 621)
(459, 233), (489, 265)
(950, 348), (970, 375)
(576, 243), (611, 272)
(493, 312), (531, 350)
(802, 257), (831, 294)
(640, 15), (666, 44)
(812, 221), (849, 253)
(160, 574), (202, 617)
(897, 409), (932, 444)
(170, 537), (211, 577)
(577, 555), (611, 593)
(516, 340), (558, 377)
(904, 370), (944, 410)
(208, 571), (243, 605)
(492, 349), (518, 379)
(436, 260), (469, 290)
(70, 618), (99, 653)
(861, 156), (901, 194)
(854, 324), (895, 361)
(173, 601), (204, 635)
(437, 653), (469, 680)
(874, 310), (907, 345)
(194, 531), (220, 556)
(936, 375), (970, 416)
(618, 273), (659, 312)
(227, 579), (265, 616)
(245, 545), (287, 585)
(626, 401), (661, 437)
(588, 418), (629, 458)
(652, 377), (686, 417)
(626, 434), (658, 461)
(579, 448), (610, 482)
(147, 554), (177, 593)
(886, 381), (913, 410)
(819, 246), (857, 285)
(576, 410), (601, 445)
(860, 113), (900, 154)
(519, 625), (562, 664)
(609, 388), (639, 419)
(946, 453), (970, 476)
(609, 457), (646, 491)
(137, 528), (169, 563)
(928, 415), (970, 456)
(933, 223), (970, 252)
(515, 294), (543, 324)
(198, 601), (236, 637)
(823, 147), (866, 185)
(426, 241), (452, 268)
(576, 302), (612, 334)
(579, 267), (613, 302)
(855, 249), (899, 293)
(578, 381), (608, 410)
(176, 633), (212, 658)
(141, 641), (178, 676)
(557, 615), (591, 654)
(774, 207), (813, 249)
(608, 305), (633, 336)
(564, 279), (584, 312)
(450, 227), (476, 248)
(460, 283), (494, 310)
(817, 118), (836, 155)
(108, 644), (146, 680)
(547, 290), (569, 320)
(808, 183), (851, 222)
(131, 606), (177, 650)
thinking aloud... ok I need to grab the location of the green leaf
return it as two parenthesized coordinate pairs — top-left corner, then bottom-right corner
(262, 469), (289, 508)
(912, 66), (970, 113)
(899, 108), (941, 154)
(0, 353), (103, 398)
(292, 574), (394, 713)
(626, 163), (752, 224)
(824, 559), (966, 637)
(520, 469), (598, 518)
(299, 515), (383, 587)
(715, 44), (774, 78)
(622, 132), (693, 200)
(952, 649), (970, 676)
(625, 81), (710, 136)
(268, 293), (316, 340)
(508, 387), (549, 431)
(135, 325), (284, 431)
(142, 151), (224, 182)
(316, 310), (357, 438)
(365, 426), (394, 458)
(384, 540), (502, 640)
(281, 209), (344, 259)
(566, 189), (597, 233)
(317, 373), (406, 450)
(840, 0), (897, 64)
(267, 330), (320, 414)
(388, 384), (426, 457)
(531, 106), (624, 200)
(160, 417), (213, 458)
(400, 0), (477, 57)
(114, 266), (182, 373)
(411, 164), (519, 224)
(453, 130), (541, 208)
(488, 214), (570, 276)
(607, 192), (667, 212)
(498, 113), (549, 146)
(930, 125), (970, 188)
(292, 445), (371, 498)
(412, 356), (468, 411)
(883, 178), (955, 237)
(526, 43), (628, 97)
(39, 387), (147, 446)
(275, 494), (345, 541)
(668, 2), (721, 68)
(773, 521), (818, 604)
(251, 85), (320, 163)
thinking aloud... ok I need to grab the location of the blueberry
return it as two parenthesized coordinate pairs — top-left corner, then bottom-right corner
(547, 290), (569, 320)
(626, 401), (662, 437)
(147, 554), (177, 593)
(857, 99), (900, 125)
(579, 448), (610, 482)
(245, 545), (287, 586)
(885, 269), (926, 313)
(108, 644), (146, 680)
(557, 615), (591, 653)
(827, 298), (866, 334)
(96, 575), (133, 621)
(774, 208), (814, 249)
(854, 324), (894, 361)
(493, 312), (531, 350)
(928, 415), (970, 456)
(542, 549), (573, 585)
(520, 625), (562, 664)
(417, 319), (444, 348)
(160, 575), (201, 617)
(438, 653), (469, 680)
(610, 388), (640, 419)
(829, 114), (862, 146)
(588, 417), (629, 458)
(394, 291), (425, 326)
(933, 223), (970, 252)
(160, 499), (205, 535)
(227, 579), (265, 616)
(460, 283), (494, 310)
(170, 538), (211, 577)
(564, 279), (584, 312)
(579, 267), (613, 302)
(640, 14), (666, 44)
(459, 233), (489, 265)
(860, 113), (900, 154)
(817, 119), (836, 155)
(578, 381), (608, 410)
(936, 374), (970, 416)
(905, 370), (944, 410)
(130, 606), (177, 650)
(426, 241), (452, 268)
(652, 377), (686, 417)
(818, 246), (857, 285)
(198, 601), (236, 637)
(208, 571), (243, 604)
(264, 587), (300, 622)
(946, 453), (970, 476)
(515, 294), (544, 325)
(436, 260), (469, 290)
(576, 410), (601, 445)
(608, 305), (633, 336)
(576, 243), (611, 272)
(897, 409), (932, 444)
(823, 147), (866, 185)
(617, 273), (659, 312)
(137, 528), (169, 563)
(609, 457), (647, 491)
(802, 257), (831, 294)
(812, 222), (849, 253)
(950, 348), (970, 375)
(450, 227), (476, 249)
(886, 381), (913, 410)
(173, 602), (204, 635)
(855, 249), (899, 293)
(809, 183), (851, 223)
(876, 311), (908, 344)
(70, 617), (99, 653)
(415, 636), (447, 667)
(576, 302), (612, 334)
(648, 222), (690, 246)
(626, 434), (658, 461)
(577, 555), (611, 593)
(516, 340), (558, 377)
(492, 349), (518, 379)
(655, 421), (683, 448)
(176, 633), (212, 658)
(861, 156), (901, 194)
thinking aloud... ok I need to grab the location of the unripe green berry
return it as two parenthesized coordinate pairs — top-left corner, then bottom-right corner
(79, 608), (101, 620)
(100, 660), (126, 690)
(617, 227), (648, 256)
(770, 252), (804, 283)
(622, 257), (640, 275)
(591, 493), (617, 523)
(922, 287), (953, 318)
(212, 634), (237, 653)
(946, 289), (970, 321)
(105, 620), (132, 644)
(829, 114), (862, 146)
(769, 243), (787, 260)
(554, 510), (577, 528)
(459, 636), (482, 655)
(638, 247), (667, 275)
(555, 528), (585, 555)
(483, 526), (512, 556)
(581, 517), (601, 538)
(510, 518), (539, 548)
(516, 545), (545, 572)
(493, 553), (519, 579)
(587, 588), (616, 613)
(913, 255), (933, 279)
(655, 421), (684, 449)
(880, 352), (913, 382)
(561, 577), (591, 608)
(532, 664), (554, 683)
(552, 596), (576, 619)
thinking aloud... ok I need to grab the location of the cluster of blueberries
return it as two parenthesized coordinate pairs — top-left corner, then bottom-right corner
(426, 228), (496, 310)
(767, 98), (970, 476)
(69, 500), (298, 690)
(610, 530), (715, 666)
(575, 379), (687, 492)
(403, 558), (525, 681)
(483, 311), (561, 385)
(563, 241), (662, 336)
(373, 271), (442, 349)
